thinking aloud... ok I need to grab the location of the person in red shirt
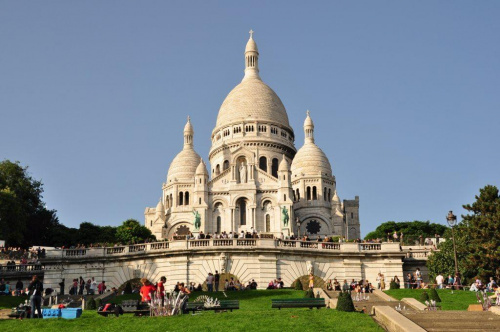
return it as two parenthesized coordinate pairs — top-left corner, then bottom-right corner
(140, 278), (156, 302)
(157, 276), (166, 306)
(97, 281), (106, 294)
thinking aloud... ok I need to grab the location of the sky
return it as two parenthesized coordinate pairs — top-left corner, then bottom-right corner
(1, 1), (499, 237)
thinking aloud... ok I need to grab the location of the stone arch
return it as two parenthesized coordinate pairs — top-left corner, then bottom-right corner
(259, 196), (276, 209)
(291, 275), (325, 290)
(231, 194), (254, 207)
(166, 221), (192, 238)
(212, 197), (228, 210)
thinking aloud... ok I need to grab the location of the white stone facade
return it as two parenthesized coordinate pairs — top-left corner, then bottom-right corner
(145, 32), (361, 241)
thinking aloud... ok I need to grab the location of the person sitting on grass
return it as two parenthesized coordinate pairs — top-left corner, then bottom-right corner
(139, 278), (156, 302)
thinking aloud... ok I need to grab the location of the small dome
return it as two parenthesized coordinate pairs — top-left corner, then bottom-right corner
(304, 111), (314, 128)
(278, 155), (290, 172)
(196, 158), (208, 176)
(155, 199), (164, 215)
(245, 37), (258, 53)
(215, 79), (290, 129)
(167, 148), (201, 182)
(184, 116), (194, 134)
(291, 143), (332, 177)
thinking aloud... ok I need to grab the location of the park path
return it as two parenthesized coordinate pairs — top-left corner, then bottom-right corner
(402, 310), (500, 332)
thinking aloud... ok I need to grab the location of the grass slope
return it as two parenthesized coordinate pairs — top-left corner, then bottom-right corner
(0, 290), (381, 331)
(385, 289), (489, 310)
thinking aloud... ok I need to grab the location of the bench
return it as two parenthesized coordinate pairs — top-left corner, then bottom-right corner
(185, 300), (239, 314)
(98, 300), (150, 317)
(271, 298), (326, 310)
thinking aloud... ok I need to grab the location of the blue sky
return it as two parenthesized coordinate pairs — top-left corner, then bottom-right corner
(1, 1), (499, 236)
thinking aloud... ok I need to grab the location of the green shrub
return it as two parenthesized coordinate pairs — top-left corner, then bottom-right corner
(336, 291), (355, 312)
(305, 288), (315, 298)
(85, 297), (96, 310)
(294, 279), (303, 290)
(419, 291), (429, 302)
(124, 282), (132, 294)
(429, 288), (441, 302)
(390, 280), (400, 290)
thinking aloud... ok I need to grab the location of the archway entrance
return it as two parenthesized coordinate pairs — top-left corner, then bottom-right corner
(200, 273), (241, 291)
(176, 225), (191, 236)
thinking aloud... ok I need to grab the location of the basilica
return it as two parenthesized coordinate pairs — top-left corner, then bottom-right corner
(145, 32), (361, 240)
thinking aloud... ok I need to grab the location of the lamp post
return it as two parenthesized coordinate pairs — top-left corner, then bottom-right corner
(446, 210), (459, 276)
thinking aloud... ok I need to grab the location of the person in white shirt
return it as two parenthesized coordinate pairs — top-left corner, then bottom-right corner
(239, 231), (245, 238)
(90, 277), (97, 295)
(436, 274), (444, 289)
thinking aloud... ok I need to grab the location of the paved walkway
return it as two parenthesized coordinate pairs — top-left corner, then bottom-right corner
(402, 310), (500, 332)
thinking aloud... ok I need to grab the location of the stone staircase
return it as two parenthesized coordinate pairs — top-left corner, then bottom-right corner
(403, 310), (500, 332)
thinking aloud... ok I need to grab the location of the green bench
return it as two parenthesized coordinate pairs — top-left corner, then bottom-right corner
(271, 298), (326, 310)
(185, 300), (239, 313)
(98, 300), (150, 317)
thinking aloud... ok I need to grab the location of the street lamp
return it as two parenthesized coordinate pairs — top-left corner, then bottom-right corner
(446, 211), (459, 277)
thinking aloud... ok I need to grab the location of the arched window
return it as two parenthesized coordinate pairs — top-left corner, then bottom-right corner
(296, 189), (300, 200)
(199, 197), (201, 204)
(170, 194), (173, 207)
(271, 158), (279, 177)
(284, 194), (286, 201)
(259, 156), (267, 172)
(312, 187), (317, 200)
(328, 189), (331, 201)
(179, 192), (184, 206)
(293, 191), (296, 201)
(324, 187), (327, 201)
(216, 216), (221, 234)
(216, 164), (220, 176)
(238, 198), (247, 225)
(150, 220), (152, 227)
(307, 187), (311, 201)
(184, 192), (189, 205)
(265, 214), (270, 232)
(223, 160), (229, 171)
(166, 196), (170, 208)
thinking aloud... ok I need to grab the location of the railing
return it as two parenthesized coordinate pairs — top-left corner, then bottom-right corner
(213, 239), (233, 247)
(65, 249), (87, 256)
(322, 243), (340, 250)
(300, 242), (318, 249)
(405, 251), (431, 259)
(129, 244), (146, 253)
(150, 242), (169, 250)
(42, 240), (409, 260)
(0, 264), (44, 273)
(236, 239), (256, 246)
(106, 247), (125, 255)
(360, 244), (381, 250)
(189, 240), (210, 248)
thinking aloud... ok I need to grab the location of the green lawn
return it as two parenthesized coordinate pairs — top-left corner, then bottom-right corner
(385, 289), (492, 310)
(0, 290), (382, 331)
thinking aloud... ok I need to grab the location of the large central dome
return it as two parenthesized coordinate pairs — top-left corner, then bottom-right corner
(215, 78), (290, 129)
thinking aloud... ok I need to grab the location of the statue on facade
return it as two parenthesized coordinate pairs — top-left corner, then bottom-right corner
(306, 261), (314, 275)
(192, 209), (201, 230)
(280, 206), (289, 227)
(239, 163), (247, 183)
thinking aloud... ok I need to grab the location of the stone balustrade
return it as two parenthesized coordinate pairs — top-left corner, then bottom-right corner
(42, 239), (404, 260)
(0, 263), (44, 274)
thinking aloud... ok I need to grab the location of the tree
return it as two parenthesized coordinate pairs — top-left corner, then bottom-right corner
(427, 185), (500, 283)
(0, 160), (60, 246)
(365, 220), (447, 244)
(116, 219), (155, 244)
(336, 291), (355, 312)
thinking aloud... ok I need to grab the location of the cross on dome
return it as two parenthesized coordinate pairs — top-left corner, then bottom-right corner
(249, 29), (254, 38)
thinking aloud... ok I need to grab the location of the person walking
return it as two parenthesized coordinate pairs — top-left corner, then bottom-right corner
(214, 270), (220, 292)
(206, 273), (214, 292)
(27, 275), (43, 318)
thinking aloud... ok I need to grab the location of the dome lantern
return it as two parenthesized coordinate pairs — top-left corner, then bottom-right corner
(184, 116), (194, 149)
(304, 110), (315, 144)
(243, 29), (260, 81)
